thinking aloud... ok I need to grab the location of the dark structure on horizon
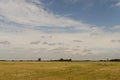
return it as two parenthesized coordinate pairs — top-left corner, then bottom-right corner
(38, 58), (41, 61)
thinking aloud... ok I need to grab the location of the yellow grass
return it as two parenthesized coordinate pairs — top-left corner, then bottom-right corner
(0, 62), (120, 80)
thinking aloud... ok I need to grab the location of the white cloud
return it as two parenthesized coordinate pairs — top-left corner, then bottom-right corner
(0, 0), (120, 59)
(0, 0), (88, 29)
(0, 28), (120, 60)
(113, 25), (120, 29)
(115, 1), (120, 7)
(0, 30), (120, 54)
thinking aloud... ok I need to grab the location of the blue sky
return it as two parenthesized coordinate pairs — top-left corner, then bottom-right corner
(0, 0), (120, 60)
(42, 0), (120, 27)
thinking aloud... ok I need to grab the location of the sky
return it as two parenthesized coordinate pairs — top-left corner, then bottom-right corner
(0, 0), (120, 60)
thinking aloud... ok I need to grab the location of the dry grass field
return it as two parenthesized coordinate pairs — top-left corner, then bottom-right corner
(0, 62), (120, 80)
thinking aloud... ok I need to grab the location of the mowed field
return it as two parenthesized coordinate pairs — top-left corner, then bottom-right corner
(0, 62), (120, 80)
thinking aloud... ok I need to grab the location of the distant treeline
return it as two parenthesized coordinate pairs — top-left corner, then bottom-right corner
(100, 59), (120, 62)
(50, 58), (72, 62)
(109, 59), (120, 62)
(0, 58), (120, 62)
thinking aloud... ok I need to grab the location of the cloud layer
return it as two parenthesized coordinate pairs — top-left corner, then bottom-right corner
(0, 0), (120, 60)
(0, 0), (88, 28)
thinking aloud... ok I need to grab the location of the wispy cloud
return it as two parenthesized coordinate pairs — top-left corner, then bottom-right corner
(0, 0), (88, 29)
(0, 41), (11, 45)
(30, 41), (40, 45)
(0, 0), (120, 60)
(114, 1), (120, 7)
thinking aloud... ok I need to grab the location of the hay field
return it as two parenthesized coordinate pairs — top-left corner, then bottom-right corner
(0, 62), (120, 80)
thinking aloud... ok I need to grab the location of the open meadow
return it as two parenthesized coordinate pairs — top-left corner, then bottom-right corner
(0, 62), (120, 80)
